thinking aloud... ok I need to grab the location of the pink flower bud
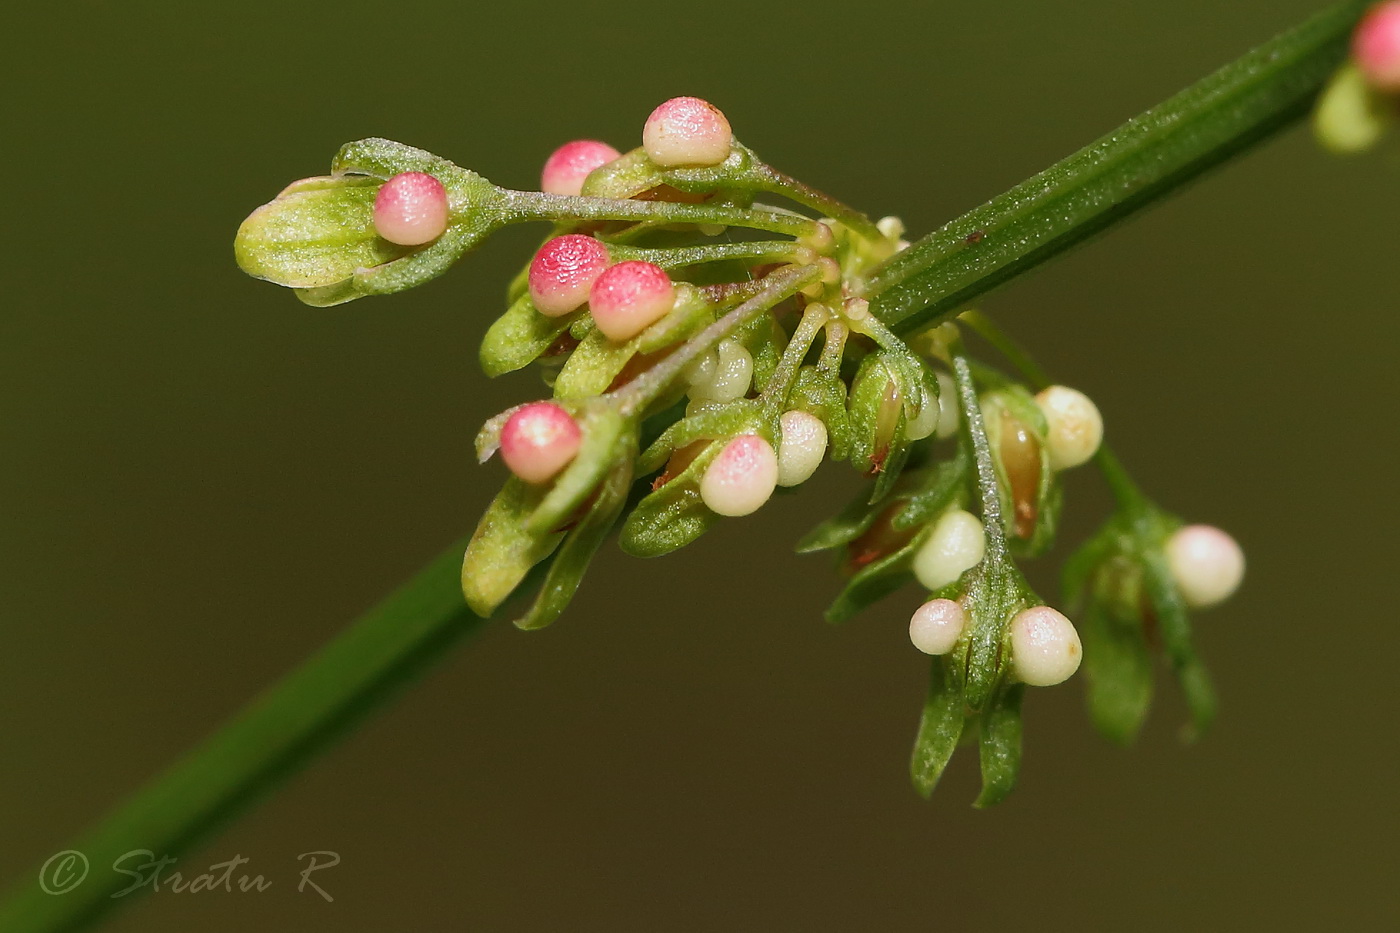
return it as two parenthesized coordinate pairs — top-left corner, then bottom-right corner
(642, 97), (734, 167)
(587, 260), (676, 341)
(700, 434), (779, 517)
(528, 235), (610, 317)
(373, 172), (449, 246)
(540, 140), (622, 196)
(499, 403), (582, 485)
(1009, 606), (1082, 687)
(1165, 524), (1245, 609)
(909, 598), (966, 656)
(1354, 1), (1400, 91)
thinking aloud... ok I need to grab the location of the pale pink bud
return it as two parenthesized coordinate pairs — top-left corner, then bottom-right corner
(540, 140), (622, 196)
(909, 598), (966, 656)
(528, 235), (610, 317)
(700, 434), (779, 517)
(499, 403), (582, 485)
(1165, 524), (1245, 609)
(373, 172), (448, 246)
(1354, 2), (1400, 91)
(1009, 606), (1082, 687)
(642, 97), (734, 167)
(588, 260), (676, 341)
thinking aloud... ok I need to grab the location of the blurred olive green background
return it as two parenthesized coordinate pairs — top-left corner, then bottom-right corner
(3, 0), (1397, 929)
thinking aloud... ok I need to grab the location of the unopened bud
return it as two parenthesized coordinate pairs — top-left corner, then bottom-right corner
(1009, 606), (1082, 686)
(588, 260), (676, 341)
(700, 434), (779, 517)
(912, 508), (986, 591)
(1165, 524), (1244, 609)
(777, 410), (828, 487)
(373, 172), (449, 246)
(1354, 1), (1400, 91)
(541, 140), (622, 196)
(909, 598), (966, 655)
(1034, 385), (1103, 470)
(499, 403), (582, 484)
(642, 96), (734, 167)
(934, 372), (960, 440)
(688, 339), (753, 401)
(528, 234), (610, 317)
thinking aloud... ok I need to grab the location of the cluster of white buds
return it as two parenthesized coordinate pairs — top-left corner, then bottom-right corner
(908, 597), (1082, 687)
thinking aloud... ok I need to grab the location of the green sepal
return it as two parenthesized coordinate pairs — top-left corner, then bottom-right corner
(460, 478), (566, 618)
(890, 449), (972, 532)
(1079, 564), (1155, 746)
(794, 482), (882, 554)
(618, 440), (725, 558)
(637, 400), (766, 474)
(910, 659), (966, 798)
(480, 295), (577, 377)
(974, 684), (1025, 808)
(513, 449), (634, 631)
(822, 530), (924, 623)
(980, 387), (1060, 557)
(847, 352), (913, 504)
(1142, 549), (1217, 742)
(235, 178), (406, 289)
(552, 287), (714, 398)
(1313, 61), (1392, 155)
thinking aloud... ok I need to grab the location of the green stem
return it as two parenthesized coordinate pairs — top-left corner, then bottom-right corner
(749, 162), (884, 241)
(611, 238), (809, 270)
(866, 0), (1367, 334)
(503, 189), (818, 238)
(0, 541), (481, 933)
(2, 6), (1366, 930)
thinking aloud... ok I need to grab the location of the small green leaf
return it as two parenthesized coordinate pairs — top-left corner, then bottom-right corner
(527, 407), (629, 536)
(460, 478), (565, 617)
(1080, 583), (1155, 746)
(1142, 552), (1218, 741)
(910, 660), (966, 799)
(619, 441), (726, 557)
(974, 685), (1024, 808)
(480, 295), (576, 378)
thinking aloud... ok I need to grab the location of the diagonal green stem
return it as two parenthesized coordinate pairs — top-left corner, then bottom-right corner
(866, 0), (1367, 334)
(0, 540), (481, 933)
(0, 4), (1367, 930)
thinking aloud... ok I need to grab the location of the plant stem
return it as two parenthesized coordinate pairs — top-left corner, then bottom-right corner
(0, 540), (481, 933)
(503, 189), (819, 238)
(0, 5), (1367, 930)
(866, 0), (1367, 335)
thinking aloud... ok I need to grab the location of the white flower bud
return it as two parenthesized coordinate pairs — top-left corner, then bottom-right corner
(1165, 524), (1244, 609)
(1009, 606), (1082, 686)
(700, 435), (779, 517)
(912, 508), (985, 591)
(683, 349), (718, 386)
(934, 371), (960, 440)
(905, 385), (940, 441)
(909, 598), (966, 655)
(689, 339), (752, 401)
(776, 410), (827, 487)
(1034, 385), (1103, 471)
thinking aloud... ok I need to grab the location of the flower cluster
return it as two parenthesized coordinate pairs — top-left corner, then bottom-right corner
(234, 96), (1245, 805)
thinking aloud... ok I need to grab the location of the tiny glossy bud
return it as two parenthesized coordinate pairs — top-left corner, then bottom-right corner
(373, 172), (449, 246)
(689, 339), (753, 401)
(777, 410), (828, 487)
(642, 96), (734, 167)
(540, 140), (622, 196)
(1010, 606), (1082, 686)
(905, 386), (941, 441)
(1354, 1), (1400, 91)
(935, 371), (960, 440)
(528, 235), (610, 317)
(588, 261), (676, 342)
(1035, 385), (1103, 470)
(909, 598), (966, 655)
(700, 434), (779, 517)
(1165, 524), (1245, 609)
(499, 403), (582, 485)
(912, 508), (986, 591)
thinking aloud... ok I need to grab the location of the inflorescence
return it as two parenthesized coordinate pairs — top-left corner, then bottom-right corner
(235, 95), (1244, 805)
